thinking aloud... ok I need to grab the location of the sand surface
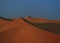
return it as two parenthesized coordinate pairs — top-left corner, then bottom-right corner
(0, 17), (60, 43)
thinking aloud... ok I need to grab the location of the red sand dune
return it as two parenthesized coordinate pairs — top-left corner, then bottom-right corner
(0, 19), (10, 26)
(25, 16), (60, 23)
(0, 17), (60, 43)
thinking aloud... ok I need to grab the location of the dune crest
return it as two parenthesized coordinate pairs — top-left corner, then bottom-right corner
(0, 17), (60, 43)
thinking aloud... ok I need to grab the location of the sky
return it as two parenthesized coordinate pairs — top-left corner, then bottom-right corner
(0, 0), (60, 19)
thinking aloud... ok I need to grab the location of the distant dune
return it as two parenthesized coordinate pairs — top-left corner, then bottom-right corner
(0, 16), (60, 43)
(25, 16), (60, 23)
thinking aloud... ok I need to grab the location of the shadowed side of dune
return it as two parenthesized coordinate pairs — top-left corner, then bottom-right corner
(32, 23), (60, 34)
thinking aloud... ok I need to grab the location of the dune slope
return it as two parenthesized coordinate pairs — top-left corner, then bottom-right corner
(0, 18), (60, 43)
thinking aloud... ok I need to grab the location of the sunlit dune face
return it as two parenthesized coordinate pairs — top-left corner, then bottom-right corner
(0, 17), (60, 43)
(0, 19), (10, 26)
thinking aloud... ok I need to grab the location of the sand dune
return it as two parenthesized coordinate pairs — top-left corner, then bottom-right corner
(0, 17), (12, 26)
(25, 16), (60, 23)
(0, 17), (60, 43)
(0, 19), (10, 26)
(0, 18), (60, 43)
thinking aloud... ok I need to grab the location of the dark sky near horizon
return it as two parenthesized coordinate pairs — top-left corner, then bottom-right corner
(0, 0), (60, 19)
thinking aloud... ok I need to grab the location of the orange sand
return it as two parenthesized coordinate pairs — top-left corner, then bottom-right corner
(0, 17), (60, 43)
